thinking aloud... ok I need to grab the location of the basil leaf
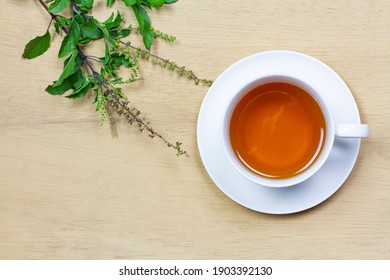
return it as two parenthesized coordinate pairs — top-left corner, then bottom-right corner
(66, 82), (92, 99)
(103, 12), (123, 30)
(103, 44), (111, 65)
(123, 0), (137, 6)
(80, 18), (102, 39)
(22, 31), (51, 59)
(132, 5), (153, 50)
(54, 50), (79, 87)
(109, 28), (131, 39)
(66, 75), (93, 99)
(64, 52), (83, 77)
(111, 12), (123, 29)
(147, 0), (163, 7)
(49, 0), (71, 13)
(73, 13), (88, 25)
(141, 2), (151, 9)
(58, 20), (80, 58)
(75, 0), (94, 12)
(45, 70), (82, 95)
(142, 28), (153, 50)
(107, 0), (115, 6)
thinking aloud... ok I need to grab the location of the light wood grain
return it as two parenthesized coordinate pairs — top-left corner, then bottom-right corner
(0, 0), (389, 259)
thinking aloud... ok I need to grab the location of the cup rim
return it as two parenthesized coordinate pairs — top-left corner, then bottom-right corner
(221, 74), (335, 188)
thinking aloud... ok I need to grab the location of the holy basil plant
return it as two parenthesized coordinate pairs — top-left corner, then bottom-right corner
(22, 0), (212, 156)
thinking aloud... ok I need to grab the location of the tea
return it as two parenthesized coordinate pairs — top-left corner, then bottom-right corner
(229, 82), (326, 179)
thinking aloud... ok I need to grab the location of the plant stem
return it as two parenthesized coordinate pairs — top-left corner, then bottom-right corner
(70, 0), (89, 20)
(120, 41), (200, 81)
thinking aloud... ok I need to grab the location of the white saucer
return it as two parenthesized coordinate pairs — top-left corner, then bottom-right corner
(197, 50), (362, 214)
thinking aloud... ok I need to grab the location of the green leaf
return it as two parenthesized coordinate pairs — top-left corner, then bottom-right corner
(73, 13), (88, 25)
(98, 24), (116, 46)
(45, 70), (82, 95)
(57, 17), (72, 27)
(108, 54), (123, 69)
(132, 5), (149, 30)
(64, 52), (83, 77)
(54, 21), (62, 34)
(102, 65), (115, 77)
(140, 0), (151, 8)
(80, 18), (102, 39)
(99, 24), (110, 40)
(72, 74), (90, 91)
(107, 0), (115, 6)
(104, 51), (136, 71)
(54, 17), (72, 34)
(22, 31), (51, 59)
(111, 12), (123, 29)
(142, 28), (153, 50)
(75, 0), (94, 12)
(164, 0), (178, 4)
(132, 5), (153, 50)
(58, 20), (80, 58)
(66, 75), (93, 99)
(111, 77), (123, 84)
(49, 0), (71, 13)
(66, 82), (92, 98)
(46, 83), (70, 95)
(54, 50), (79, 87)
(78, 37), (91, 44)
(123, 0), (137, 6)
(103, 13), (114, 25)
(110, 28), (131, 39)
(147, 0), (163, 7)
(120, 28), (132, 38)
(104, 44), (111, 65)
(103, 12), (123, 29)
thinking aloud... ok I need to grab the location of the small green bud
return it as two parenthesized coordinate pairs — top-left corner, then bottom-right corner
(179, 66), (185, 76)
(144, 52), (150, 61)
(162, 59), (169, 69)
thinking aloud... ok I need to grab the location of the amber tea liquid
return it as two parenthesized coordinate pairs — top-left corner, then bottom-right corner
(229, 82), (326, 179)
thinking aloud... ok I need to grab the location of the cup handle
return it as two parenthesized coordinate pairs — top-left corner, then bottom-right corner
(335, 124), (369, 138)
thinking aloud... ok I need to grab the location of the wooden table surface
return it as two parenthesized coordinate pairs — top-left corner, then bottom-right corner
(1, 0), (389, 259)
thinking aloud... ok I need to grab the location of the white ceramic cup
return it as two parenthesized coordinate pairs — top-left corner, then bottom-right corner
(221, 74), (369, 188)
